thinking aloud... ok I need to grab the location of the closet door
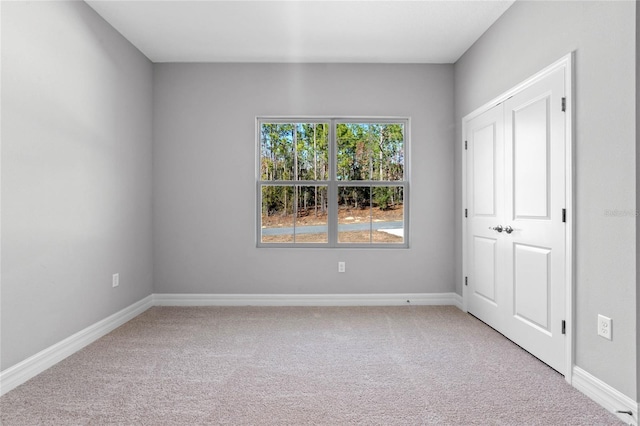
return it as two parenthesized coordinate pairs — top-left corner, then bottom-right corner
(502, 66), (566, 373)
(466, 104), (506, 331)
(465, 65), (567, 374)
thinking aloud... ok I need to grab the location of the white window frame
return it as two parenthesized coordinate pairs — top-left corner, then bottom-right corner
(256, 117), (410, 248)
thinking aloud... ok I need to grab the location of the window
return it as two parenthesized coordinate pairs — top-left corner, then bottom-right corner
(257, 118), (409, 248)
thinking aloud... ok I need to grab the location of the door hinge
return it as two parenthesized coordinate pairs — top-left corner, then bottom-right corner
(465, 140), (468, 150)
(562, 208), (566, 223)
(464, 208), (468, 218)
(561, 97), (566, 112)
(465, 276), (468, 286)
(561, 320), (566, 335)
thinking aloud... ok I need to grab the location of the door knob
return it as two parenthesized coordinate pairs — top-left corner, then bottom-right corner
(490, 225), (503, 233)
(504, 226), (514, 234)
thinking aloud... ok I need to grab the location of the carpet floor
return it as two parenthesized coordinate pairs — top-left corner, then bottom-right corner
(0, 306), (625, 425)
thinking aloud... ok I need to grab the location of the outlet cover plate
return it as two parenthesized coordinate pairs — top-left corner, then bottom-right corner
(597, 314), (612, 340)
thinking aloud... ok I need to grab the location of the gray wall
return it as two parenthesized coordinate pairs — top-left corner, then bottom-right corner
(153, 64), (455, 295)
(637, 1), (640, 402)
(4, 0), (636, 406)
(454, 1), (637, 399)
(1, 1), (154, 370)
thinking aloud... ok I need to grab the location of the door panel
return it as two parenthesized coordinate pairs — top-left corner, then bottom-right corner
(466, 104), (504, 328)
(513, 96), (551, 219)
(472, 124), (497, 216)
(473, 236), (498, 303)
(513, 243), (551, 331)
(504, 66), (566, 373)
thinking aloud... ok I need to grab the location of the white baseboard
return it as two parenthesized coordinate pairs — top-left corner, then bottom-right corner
(572, 366), (638, 425)
(22, 289), (640, 426)
(153, 292), (464, 309)
(0, 295), (153, 396)
(0, 292), (461, 396)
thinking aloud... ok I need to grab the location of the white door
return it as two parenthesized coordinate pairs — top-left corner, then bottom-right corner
(466, 104), (505, 330)
(465, 66), (567, 374)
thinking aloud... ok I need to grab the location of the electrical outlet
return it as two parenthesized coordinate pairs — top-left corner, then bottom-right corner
(597, 314), (612, 340)
(112, 273), (120, 288)
(338, 261), (346, 273)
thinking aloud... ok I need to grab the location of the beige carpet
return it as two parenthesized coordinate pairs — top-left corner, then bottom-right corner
(0, 306), (624, 425)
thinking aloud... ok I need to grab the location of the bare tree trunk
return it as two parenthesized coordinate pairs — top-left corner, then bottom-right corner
(283, 190), (287, 217)
(291, 126), (296, 219)
(321, 158), (326, 214)
(271, 142), (276, 180)
(369, 154), (373, 180)
(379, 128), (384, 180)
(314, 124), (318, 217)
(293, 126), (298, 181)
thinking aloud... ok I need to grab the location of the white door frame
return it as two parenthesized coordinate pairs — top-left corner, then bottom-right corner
(461, 52), (574, 384)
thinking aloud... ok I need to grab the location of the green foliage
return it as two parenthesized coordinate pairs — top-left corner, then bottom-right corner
(262, 186), (294, 216)
(336, 123), (404, 181)
(261, 123), (329, 182)
(373, 187), (392, 210)
(260, 121), (404, 216)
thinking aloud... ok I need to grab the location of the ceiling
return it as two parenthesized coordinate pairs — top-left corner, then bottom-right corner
(85, 0), (515, 64)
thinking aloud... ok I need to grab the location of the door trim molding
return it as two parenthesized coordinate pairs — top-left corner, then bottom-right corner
(461, 52), (574, 383)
